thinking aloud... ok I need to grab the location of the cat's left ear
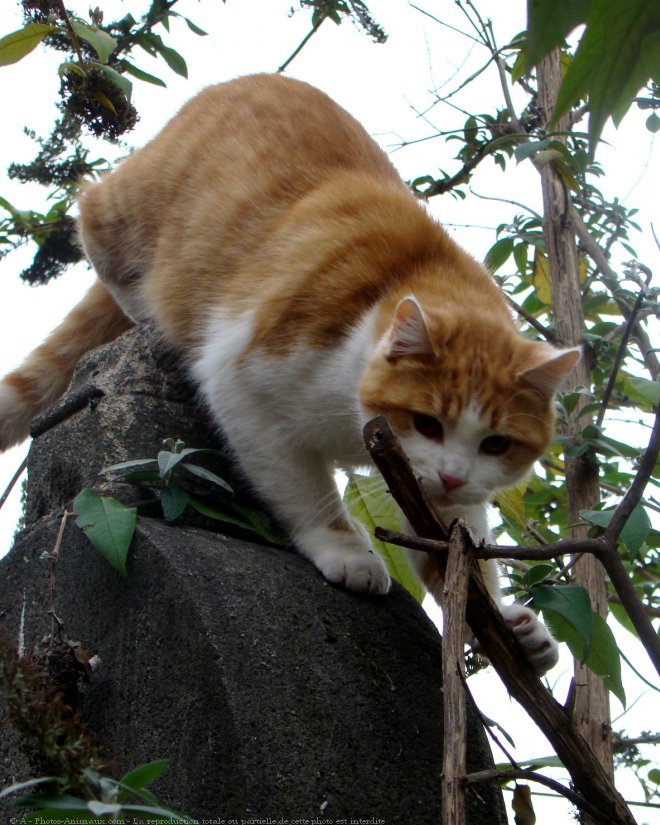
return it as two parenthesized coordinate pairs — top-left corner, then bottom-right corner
(518, 346), (581, 396)
(384, 296), (435, 361)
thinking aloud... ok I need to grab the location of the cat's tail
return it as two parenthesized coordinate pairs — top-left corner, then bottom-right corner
(0, 279), (133, 450)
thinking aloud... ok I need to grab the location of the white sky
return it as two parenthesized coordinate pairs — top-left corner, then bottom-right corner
(0, 1), (658, 822)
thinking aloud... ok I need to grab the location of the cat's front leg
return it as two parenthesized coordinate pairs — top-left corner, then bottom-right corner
(297, 513), (390, 595)
(229, 438), (390, 595)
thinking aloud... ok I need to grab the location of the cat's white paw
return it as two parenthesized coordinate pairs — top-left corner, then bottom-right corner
(319, 549), (391, 595)
(500, 603), (559, 675)
(298, 525), (391, 595)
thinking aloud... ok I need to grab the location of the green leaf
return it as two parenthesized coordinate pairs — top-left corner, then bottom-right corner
(73, 488), (137, 576)
(532, 251), (552, 305)
(484, 237), (514, 273)
(158, 447), (223, 479)
(93, 62), (132, 101)
(159, 486), (189, 522)
(525, 0), (590, 68)
(102, 458), (157, 475)
(580, 506), (651, 555)
(119, 803), (197, 822)
(156, 43), (187, 77)
(522, 563), (555, 588)
(158, 449), (184, 478)
(17, 811), (99, 824)
(121, 471), (163, 484)
(0, 777), (58, 800)
(531, 583), (593, 660)
(586, 613), (626, 706)
(609, 600), (638, 637)
(552, 0), (660, 149)
(88, 801), (121, 816)
(0, 23), (57, 67)
(120, 59), (167, 88)
(69, 18), (117, 63)
(619, 505), (651, 556)
(186, 495), (287, 546)
(497, 754), (565, 771)
(514, 137), (550, 163)
(138, 33), (187, 77)
(58, 60), (87, 79)
(493, 483), (527, 532)
(181, 463), (233, 493)
(183, 17), (208, 36)
(513, 242), (528, 276)
(118, 760), (170, 803)
(344, 473), (424, 603)
(622, 374), (660, 408)
(15, 794), (89, 811)
(481, 714), (516, 748)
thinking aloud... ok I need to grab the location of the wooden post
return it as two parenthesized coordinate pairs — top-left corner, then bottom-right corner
(536, 49), (613, 778)
(441, 521), (473, 825)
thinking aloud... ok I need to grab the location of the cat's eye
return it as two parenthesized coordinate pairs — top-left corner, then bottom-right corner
(413, 413), (444, 441)
(480, 434), (511, 456)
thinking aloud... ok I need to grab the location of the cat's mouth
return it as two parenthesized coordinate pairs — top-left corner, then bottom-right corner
(417, 474), (481, 507)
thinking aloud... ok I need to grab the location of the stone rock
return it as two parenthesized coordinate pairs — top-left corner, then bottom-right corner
(0, 327), (507, 823)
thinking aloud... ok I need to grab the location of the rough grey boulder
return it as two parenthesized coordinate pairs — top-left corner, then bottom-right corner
(0, 327), (506, 823)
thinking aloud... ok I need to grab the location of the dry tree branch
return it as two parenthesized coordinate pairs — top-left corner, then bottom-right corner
(441, 521), (473, 823)
(0, 454), (28, 514)
(364, 415), (637, 825)
(570, 203), (660, 382)
(464, 768), (606, 821)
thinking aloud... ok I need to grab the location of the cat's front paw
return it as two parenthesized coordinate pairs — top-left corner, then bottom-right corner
(319, 549), (391, 595)
(298, 524), (391, 595)
(500, 604), (559, 675)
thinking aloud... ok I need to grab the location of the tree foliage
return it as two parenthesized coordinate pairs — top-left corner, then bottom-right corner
(1, 0), (659, 820)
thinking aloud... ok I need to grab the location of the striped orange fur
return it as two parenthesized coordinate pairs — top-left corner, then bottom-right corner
(0, 75), (578, 670)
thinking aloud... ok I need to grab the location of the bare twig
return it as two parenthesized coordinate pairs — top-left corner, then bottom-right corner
(570, 203), (659, 381)
(50, 510), (71, 643)
(0, 455), (28, 514)
(277, 19), (324, 73)
(504, 293), (558, 343)
(606, 404), (660, 544)
(595, 279), (650, 428)
(375, 520), (660, 677)
(464, 768), (607, 822)
(55, 0), (86, 65)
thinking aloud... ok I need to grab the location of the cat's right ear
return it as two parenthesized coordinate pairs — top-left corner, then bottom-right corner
(384, 296), (435, 361)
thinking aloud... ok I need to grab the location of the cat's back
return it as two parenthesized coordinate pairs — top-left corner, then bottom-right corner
(84, 74), (400, 215)
(78, 74), (404, 304)
(174, 74), (398, 182)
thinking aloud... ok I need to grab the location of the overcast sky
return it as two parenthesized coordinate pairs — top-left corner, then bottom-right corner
(0, 2), (658, 821)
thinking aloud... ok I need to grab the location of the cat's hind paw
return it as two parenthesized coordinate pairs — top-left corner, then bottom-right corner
(500, 603), (559, 675)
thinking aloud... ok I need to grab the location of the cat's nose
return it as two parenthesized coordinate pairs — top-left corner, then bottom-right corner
(440, 473), (466, 491)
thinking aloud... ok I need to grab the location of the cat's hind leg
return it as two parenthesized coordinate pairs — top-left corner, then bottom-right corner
(0, 281), (132, 450)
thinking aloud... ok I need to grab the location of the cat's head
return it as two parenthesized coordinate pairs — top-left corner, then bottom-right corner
(359, 296), (579, 506)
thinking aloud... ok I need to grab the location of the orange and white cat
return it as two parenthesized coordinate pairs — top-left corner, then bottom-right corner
(0, 74), (578, 673)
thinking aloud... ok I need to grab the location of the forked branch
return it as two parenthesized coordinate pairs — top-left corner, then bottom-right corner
(363, 415), (637, 825)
